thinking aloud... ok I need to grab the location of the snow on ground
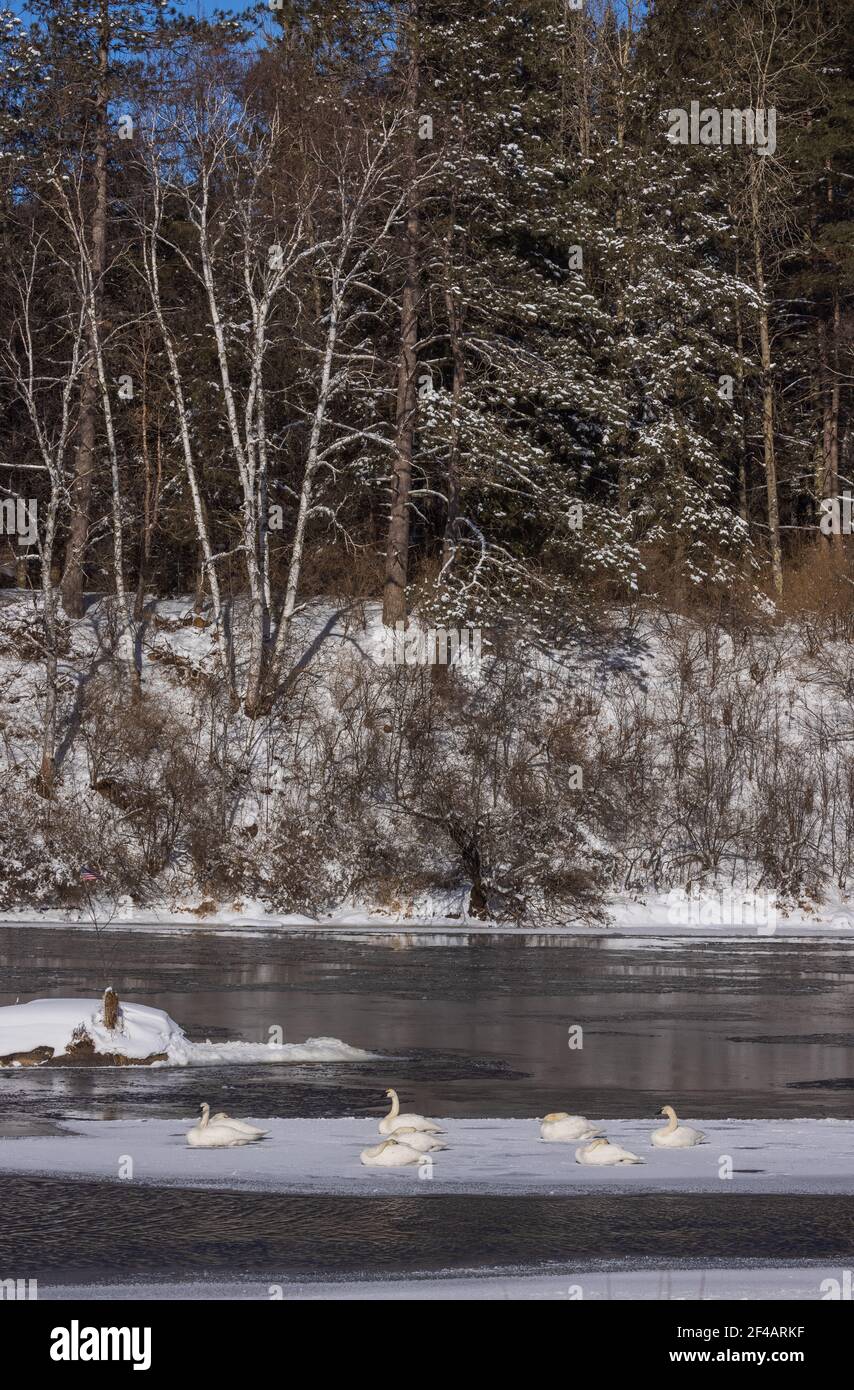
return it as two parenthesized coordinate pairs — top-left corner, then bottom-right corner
(0, 1117), (851, 1196)
(34, 1266), (846, 1301)
(0, 998), (373, 1066)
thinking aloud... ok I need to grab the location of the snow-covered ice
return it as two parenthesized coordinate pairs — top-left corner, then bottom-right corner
(0, 1117), (851, 1196)
(34, 1266), (845, 1301)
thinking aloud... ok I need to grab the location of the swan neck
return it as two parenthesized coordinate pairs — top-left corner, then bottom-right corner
(388, 1091), (399, 1119)
(664, 1108), (677, 1133)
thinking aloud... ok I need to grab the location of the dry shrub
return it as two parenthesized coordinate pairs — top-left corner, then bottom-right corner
(78, 677), (213, 884)
(778, 543), (854, 649)
(0, 601), (71, 660)
(279, 541), (384, 602)
(0, 787), (130, 908)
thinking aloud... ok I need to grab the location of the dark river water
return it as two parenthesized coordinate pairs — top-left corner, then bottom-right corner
(5, 1175), (854, 1283)
(1, 924), (853, 1120)
(1, 924), (853, 1285)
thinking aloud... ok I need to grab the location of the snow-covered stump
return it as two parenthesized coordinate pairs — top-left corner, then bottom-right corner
(0, 998), (176, 1067)
(0, 998), (373, 1068)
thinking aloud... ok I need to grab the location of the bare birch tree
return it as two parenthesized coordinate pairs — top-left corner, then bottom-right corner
(138, 90), (410, 713)
(1, 231), (87, 791)
(50, 165), (142, 697)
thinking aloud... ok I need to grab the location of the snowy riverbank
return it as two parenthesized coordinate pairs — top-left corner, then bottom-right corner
(3, 896), (854, 942)
(1, 1117), (852, 1196)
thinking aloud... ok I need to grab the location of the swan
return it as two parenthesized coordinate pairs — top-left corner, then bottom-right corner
(651, 1105), (706, 1148)
(360, 1138), (425, 1167)
(575, 1138), (644, 1166)
(539, 1112), (603, 1142)
(196, 1102), (267, 1139)
(186, 1104), (257, 1149)
(390, 1125), (447, 1153)
(210, 1109), (268, 1139)
(379, 1089), (443, 1136)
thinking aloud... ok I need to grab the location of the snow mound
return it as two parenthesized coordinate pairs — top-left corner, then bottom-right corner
(0, 999), (373, 1066)
(0, 998), (182, 1061)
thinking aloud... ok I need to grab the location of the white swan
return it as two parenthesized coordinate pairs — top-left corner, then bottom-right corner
(210, 1108), (268, 1139)
(390, 1125), (447, 1153)
(186, 1104), (257, 1149)
(575, 1138), (644, 1166)
(651, 1105), (706, 1148)
(539, 1112), (602, 1143)
(379, 1088), (443, 1135)
(360, 1138), (424, 1167)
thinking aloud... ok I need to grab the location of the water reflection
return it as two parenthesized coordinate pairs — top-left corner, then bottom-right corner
(1, 925), (853, 1120)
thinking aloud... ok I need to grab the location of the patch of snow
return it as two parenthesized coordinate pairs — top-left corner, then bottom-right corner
(172, 1037), (374, 1066)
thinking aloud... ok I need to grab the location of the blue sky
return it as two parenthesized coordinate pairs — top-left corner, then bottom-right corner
(3, 0), (644, 24)
(3, 0), (251, 17)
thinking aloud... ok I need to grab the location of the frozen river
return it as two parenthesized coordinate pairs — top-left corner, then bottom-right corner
(1, 923), (853, 1294)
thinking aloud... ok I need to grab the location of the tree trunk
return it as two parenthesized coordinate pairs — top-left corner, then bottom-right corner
(145, 203), (233, 695)
(749, 169), (783, 596)
(103, 986), (119, 1031)
(134, 349), (161, 620)
(733, 245), (748, 526)
(270, 300), (340, 688)
(38, 541), (59, 797)
(831, 289), (841, 513)
(383, 8), (420, 627)
(88, 261), (141, 702)
(817, 317), (841, 549)
(61, 2), (109, 619)
(576, 2), (590, 159)
(441, 232), (464, 573)
(826, 160), (841, 543)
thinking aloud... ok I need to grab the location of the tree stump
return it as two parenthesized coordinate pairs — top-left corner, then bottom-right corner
(103, 987), (120, 1031)
(468, 882), (489, 920)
